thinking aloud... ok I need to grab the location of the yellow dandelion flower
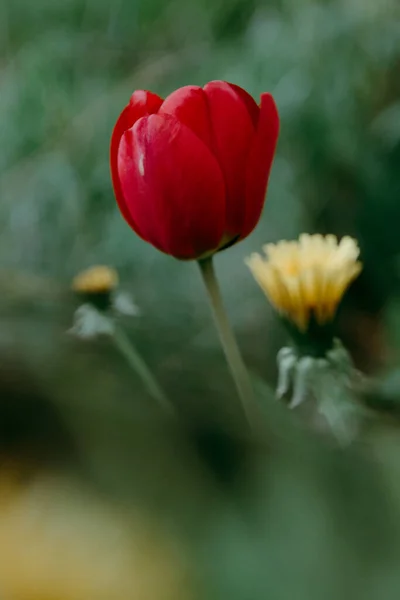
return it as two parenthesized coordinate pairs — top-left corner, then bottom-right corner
(72, 266), (119, 295)
(246, 234), (362, 332)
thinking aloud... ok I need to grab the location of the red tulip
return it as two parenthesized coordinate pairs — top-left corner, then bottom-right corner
(110, 81), (279, 259)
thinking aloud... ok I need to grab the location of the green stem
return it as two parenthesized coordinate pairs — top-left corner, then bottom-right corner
(198, 256), (259, 429)
(113, 326), (174, 414)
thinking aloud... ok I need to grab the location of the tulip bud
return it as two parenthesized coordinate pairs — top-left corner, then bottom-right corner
(110, 82), (279, 259)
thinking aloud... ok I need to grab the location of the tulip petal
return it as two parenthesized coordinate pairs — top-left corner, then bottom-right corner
(110, 91), (163, 239)
(242, 93), (280, 239)
(128, 89), (164, 116)
(159, 86), (212, 148)
(203, 81), (256, 236)
(117, 114), (226, 259)
(224, 83), (260, 127)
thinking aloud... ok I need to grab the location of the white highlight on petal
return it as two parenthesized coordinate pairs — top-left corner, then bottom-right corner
(138, 152), (145, 176)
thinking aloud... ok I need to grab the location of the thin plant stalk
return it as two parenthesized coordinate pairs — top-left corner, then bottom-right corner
(113, 325), (174, 414)
(198, 256), (259, 428)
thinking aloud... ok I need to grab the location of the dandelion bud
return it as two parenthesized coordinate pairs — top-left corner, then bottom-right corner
(72, 265), (119, 311)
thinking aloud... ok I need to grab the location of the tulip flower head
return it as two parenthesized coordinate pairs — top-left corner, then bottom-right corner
(246, 234), (362, 333)
(110, 82), (279, 259)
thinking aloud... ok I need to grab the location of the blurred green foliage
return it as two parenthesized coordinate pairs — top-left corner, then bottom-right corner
(1, 0), (400, 597)
(1, 0), (399, 376)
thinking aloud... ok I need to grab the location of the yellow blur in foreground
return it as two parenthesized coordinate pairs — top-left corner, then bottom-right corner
(0, 469), (190, 600)
(246, 234), (362, 331)
(72, 266), (119, 294)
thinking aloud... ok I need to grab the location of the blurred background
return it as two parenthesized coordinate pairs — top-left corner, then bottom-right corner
(1, 0), (400, 598)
